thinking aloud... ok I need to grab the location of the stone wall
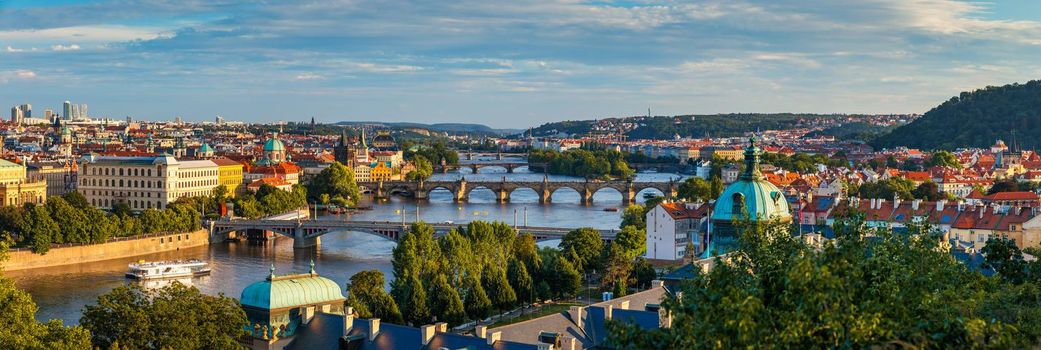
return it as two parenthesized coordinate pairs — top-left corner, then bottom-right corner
(2, 229), (211, 271)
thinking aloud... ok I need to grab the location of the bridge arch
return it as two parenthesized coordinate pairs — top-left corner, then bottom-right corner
(507, 187), (540, 203)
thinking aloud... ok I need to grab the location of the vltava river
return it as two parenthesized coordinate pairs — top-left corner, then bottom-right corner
(10, 165), (684, 324)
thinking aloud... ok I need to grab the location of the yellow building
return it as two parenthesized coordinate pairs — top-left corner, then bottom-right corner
(370, 161), (393, 182)
(0, 159), (47, 206)
(212, 158), (244, 196)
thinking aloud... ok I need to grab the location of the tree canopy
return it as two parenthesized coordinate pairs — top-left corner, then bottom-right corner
(873, 80), (1041, 150)
(306, 162), (360, 206)
(609, 214), (1041, 349)
(80, 282), (247, 350)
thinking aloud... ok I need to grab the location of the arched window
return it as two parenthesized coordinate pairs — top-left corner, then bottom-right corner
(732, 193), (745, 213)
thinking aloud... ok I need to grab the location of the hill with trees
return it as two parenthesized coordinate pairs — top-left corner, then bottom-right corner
(873, 80), (1041, 150)
(528, 114), (846, 139)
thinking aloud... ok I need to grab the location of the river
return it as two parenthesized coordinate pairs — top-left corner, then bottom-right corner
(10, 163), (685, 325)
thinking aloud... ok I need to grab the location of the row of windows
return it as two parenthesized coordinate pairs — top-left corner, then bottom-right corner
(180, 170), (217, 178)
(178, 179), (217, 188)
(83, 178), (165, 189)
(91, 198), (164, 210)
(89, 190), (157, 199)
(89, 166), (156, 177)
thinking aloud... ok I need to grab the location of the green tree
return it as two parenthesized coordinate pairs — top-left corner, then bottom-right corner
(560, 227), (605, 272)
(912, 181), (943, 201)
(464, 275), (492, 321)
(482, 266), (517, 315)
(20, 205), (58, 254)
(982, 237), (1027, 284)
(399, 274), (431, 326)
(426, 274), (466, 326)
(0, 243), (91, 349)
(307, 162), (361, 206)
(406, 155), (433, 181)
(345, 270), (403, 324)
(608, 214), (1041, 349)
(620, 204), (646, 230)
(926, 151), (962, 168)
(614, 225), (646, 257)
(677, 177), (713, 202)
(81, 282), (247, 350)
(511, 233), (542, 274)
(507, 258), (534, 306)
(988, 179), (1022, 195)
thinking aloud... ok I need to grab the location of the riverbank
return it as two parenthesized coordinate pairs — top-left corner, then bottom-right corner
(3, 229), (211, 271)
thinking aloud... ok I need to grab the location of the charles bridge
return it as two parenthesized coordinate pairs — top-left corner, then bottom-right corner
(358, 178), (678, 204)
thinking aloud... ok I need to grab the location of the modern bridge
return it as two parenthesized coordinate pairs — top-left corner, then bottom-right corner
(208, 218), (619, 248)
(358, 178), (678, 204)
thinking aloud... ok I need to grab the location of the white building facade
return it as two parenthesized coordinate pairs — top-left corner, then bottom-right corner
(78, 155), (220, 210)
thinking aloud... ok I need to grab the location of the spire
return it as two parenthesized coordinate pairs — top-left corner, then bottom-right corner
(740, 136), (762, 180)
(360, 128), (368, 149)
(309, 259), (316, 275)
(269, 264), (276, 280)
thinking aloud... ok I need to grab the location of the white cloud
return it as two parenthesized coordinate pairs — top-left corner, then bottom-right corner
(880, 76), (914, 83)
(51, 44), (81, 51)
(294, 72), (324, 80)
(0, 70), (38, 83)
(753, 54), (820, 68)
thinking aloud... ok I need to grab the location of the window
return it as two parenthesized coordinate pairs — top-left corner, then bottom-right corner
(732, 193), (745, 213)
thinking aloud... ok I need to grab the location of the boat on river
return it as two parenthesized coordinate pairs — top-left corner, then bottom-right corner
(125, 259), (211, 280)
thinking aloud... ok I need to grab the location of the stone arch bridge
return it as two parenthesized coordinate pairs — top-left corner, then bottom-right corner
(359, 178), (677, 204)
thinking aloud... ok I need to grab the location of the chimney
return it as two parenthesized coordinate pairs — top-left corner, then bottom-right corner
(619, 300), (630, 310)
(421, 325), (436, 345)
(568, 306), (585, 331)
(344, 307), (355, 336)
(893, 195), (901, 209)
(659, 308), (673, 328)
(487, 331), (501, 346)
(651, 280), (664, 288)
(937, 200), (946, 212)
(475, 325), (488, 339)
(870, 198), (876, 209)
(912, 199), (920, 211)
(561, 336), (579, 350)
(367, 319), (380, 341)
(604, 305), (613, 320)
(434, 322), (448, 333)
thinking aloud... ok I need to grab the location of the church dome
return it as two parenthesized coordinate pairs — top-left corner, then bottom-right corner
(711, 138), (791, 223)
(240, 266), (344, 310)
(263, 138), (286, 152)
(199, 143), (214, 153)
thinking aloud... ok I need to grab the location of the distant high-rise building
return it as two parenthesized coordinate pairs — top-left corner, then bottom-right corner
(79, 104), (88, 119)
(10, 106), (21, 124)
(126, 116), (133, 125)
(44, 109), (53, 120)
(63, 101), (72, 120)
(215, 115), (225, 125)
(10, 104), (30, 124)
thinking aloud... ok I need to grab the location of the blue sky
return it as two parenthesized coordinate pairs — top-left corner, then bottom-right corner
(2, 0), (1041, 128)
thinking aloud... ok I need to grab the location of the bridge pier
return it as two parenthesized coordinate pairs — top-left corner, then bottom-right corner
(470, 164), (480, 174)
(581, 188), (594, 205)
(292, 228), (321, 249)
(414, 189), (429, 200)
(623, 189), (635, 205)
(506, 164), (514, 173)
(496, 189), (510, 202)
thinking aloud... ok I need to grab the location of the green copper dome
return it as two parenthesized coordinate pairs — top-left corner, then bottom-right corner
(199, 143), (214, 153)
(240, 266), (344, 310)
(263, 138), (285, 152)
(711, 137), (791, 222)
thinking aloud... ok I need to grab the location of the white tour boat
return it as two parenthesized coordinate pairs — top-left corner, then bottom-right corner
(125, 259), (211, 280)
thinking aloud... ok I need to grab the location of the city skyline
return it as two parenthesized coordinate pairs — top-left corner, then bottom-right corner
(3, 0), (1041, 127)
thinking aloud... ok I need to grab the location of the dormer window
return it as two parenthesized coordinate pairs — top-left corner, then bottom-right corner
(732, 193), (745, 213)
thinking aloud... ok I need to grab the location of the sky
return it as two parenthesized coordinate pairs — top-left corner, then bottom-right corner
(2, 0), (1041, 128)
